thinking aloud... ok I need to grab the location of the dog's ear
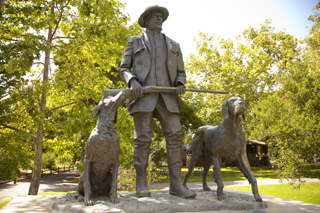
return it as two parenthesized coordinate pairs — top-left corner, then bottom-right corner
(92, 105), (101, 118)
(221, 100), (229, 120)
(93, 99), (105, 118)
(242, 113), (246, 121)
(114, 111), (118, 124)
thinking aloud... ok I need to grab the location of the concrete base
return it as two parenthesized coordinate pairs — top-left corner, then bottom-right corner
(51, 190), (267, 212)
(1, 188), (320, 213)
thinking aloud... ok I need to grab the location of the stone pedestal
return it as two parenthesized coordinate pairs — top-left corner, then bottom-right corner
(51, 189), (268, 213)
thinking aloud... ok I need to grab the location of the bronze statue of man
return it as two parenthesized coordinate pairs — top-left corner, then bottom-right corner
(119, 5), (196, 198)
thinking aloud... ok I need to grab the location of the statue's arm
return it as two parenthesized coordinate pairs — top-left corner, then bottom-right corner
(119, 36), (138, 88)
(174, 43), (186, 87)
(119, 37), (143, 98)
(174, 43), (186, 94)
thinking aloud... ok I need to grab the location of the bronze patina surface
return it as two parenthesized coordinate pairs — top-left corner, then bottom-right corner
(76, 92), (125, 205)
(183, 97), (263, 202)
(119, 5), (195, 198)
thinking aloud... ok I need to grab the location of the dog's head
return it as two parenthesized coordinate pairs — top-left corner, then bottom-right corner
(92, 91), (125, 121)
(221, 97), (246, 121)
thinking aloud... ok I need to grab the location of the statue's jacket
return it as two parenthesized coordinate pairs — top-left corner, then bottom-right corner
(119, 31), (186, 114)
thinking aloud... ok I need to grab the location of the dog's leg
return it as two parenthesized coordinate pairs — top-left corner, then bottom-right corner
(77, 174), (84, 202)
(202, 148), (212, 191)
(183, 135), (203, 189)
(237, 154), (262, 202)
(110, 160), (119, 204)
(83, 157), (94, 206)
(212, 156), (224, 200)
(182, 151), (198, 189)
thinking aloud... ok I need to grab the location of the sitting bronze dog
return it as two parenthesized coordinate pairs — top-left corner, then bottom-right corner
(77, 91), (125, 205)
(182, 97), (262, 202)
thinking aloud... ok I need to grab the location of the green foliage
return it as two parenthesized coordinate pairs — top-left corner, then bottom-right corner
(42, 152), (57, 169)
(179, 101), (206, 134)
(228, 182), (320, 205)
(152, 148), (167, 168)
(185, 1), (320, 183)
(248, 3), (320, 182)
(0, 0), (142, 186)
(185, 19), (299, 129)
(117, 165), (136, 191)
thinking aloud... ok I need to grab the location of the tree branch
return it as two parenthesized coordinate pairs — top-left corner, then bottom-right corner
(46, 101), (77, 113)
(51, 45), (64, 50)
(0, 123), (35, 138)
(32, 62), (45, 66)
(49, 0), (72, 42)
(0, 37), (18, 42)
(46, 116), (61, 122)
(52, 36), (75, 41)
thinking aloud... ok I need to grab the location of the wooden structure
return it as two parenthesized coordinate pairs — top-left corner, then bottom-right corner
(244, 139), (270, 167)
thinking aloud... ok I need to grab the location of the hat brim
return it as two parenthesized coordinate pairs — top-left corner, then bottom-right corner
(138, 5), (169, 28)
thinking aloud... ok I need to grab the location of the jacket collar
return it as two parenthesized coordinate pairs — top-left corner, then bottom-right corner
(143, 31), (151, 52)
(143, 30), (172, 54)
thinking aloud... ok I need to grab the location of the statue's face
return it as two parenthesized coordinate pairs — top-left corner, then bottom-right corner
(145, 11), (163, 30)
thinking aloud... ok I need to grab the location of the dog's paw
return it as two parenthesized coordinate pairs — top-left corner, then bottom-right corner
(84, 198), (94, 206)
(217, 194), (226, 201)
(254, 194), (263, 202)
(110, 196), (119, 204)
(77, 195), (84, 202)
(203, 186), (211, 191)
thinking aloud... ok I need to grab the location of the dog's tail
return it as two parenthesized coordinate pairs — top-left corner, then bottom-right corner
(182, 128), (205, 155)
(182, 144), (192, 154)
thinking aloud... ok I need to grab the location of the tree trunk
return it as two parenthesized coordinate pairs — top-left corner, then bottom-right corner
(28, 124), (45, 195)
(28, 5), (53, 195)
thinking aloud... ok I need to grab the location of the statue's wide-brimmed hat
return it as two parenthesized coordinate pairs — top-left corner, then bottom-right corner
(138, 5), (169, 28)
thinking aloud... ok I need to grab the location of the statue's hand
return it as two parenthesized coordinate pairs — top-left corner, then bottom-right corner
(176, 85), (186, 95)
(130, 78), (143, 99)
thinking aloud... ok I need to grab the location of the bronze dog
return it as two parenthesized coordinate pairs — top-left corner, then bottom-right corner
(182, 97), (262, 202)
(77, 91), (125, 205)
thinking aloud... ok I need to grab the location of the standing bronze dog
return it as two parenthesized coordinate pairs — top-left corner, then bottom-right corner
(182, 97), (262, 202)
(77, 91), (125, 205)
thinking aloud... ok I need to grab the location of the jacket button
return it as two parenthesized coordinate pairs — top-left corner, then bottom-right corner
(145, 64), (148, 67)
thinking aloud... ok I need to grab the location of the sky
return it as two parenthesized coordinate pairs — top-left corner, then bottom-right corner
(121, 0), (319, 58)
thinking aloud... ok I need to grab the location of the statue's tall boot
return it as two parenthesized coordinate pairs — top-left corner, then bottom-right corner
(167, 149), (197, 198)
(134, 151), (151, 197)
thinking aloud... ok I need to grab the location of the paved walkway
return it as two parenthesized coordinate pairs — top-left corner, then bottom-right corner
(0, 171), (319, 212)
(0, 171), (81, 203)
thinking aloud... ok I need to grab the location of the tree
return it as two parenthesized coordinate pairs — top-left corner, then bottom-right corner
(249, 2), (320, 182)
(185, 5), (320, 182)
(0, 0), (141, 194)
(185, 20), (297, 132)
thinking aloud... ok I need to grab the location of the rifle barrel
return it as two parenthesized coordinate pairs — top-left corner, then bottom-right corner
(186, 88), (229, 94)
(148, 86), (229, 94)
(103, 86), (229, 98)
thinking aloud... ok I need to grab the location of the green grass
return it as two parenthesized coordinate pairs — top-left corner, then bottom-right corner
(155, 166), (278, 183)
(38, 191), (76, 195)
(0, 198), (14, 210)
(227, 182), (320, 205)
(304, 164), (320, 178)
